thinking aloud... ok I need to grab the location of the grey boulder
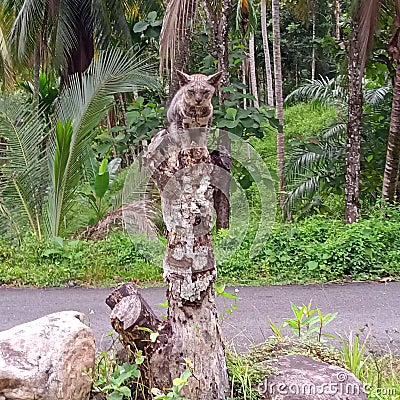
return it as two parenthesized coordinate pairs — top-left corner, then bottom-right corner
(259, 355), (368, 399)
(0, 311), (95, 400)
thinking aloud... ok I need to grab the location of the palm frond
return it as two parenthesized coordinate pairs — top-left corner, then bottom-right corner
(0, 95), (48, 239)
(356, 0), (381, 72)
(364, 85), (391, 107)
(121, 159), (160, 239)
(285, 175), (321, 210)
(92, 0), (132, 49)
(285, 75), (347, 107)
(0, 20), (14, 89)
(321, 122), (346, 140)
(159, 0), (197, 74)
(47, 47), (158, 236)
(9, 0), (46, 60)
(53, 0), (81, 70)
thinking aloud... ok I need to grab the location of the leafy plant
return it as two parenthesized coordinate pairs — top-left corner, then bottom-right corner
(213, 85), (278, 139)
(0, 47), (158, 240)
(269, 301), (337, 342)
(215, 284), (239, 317)
(341, 330), (371, 380)
(151, 369), (192, 400)
(93, 355), (144, 400)
(132, 11), (162, 39)
(81, 157), (121, 224)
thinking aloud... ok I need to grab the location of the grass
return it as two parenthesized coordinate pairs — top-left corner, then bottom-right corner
(2, 205), (400, 287)
(0, 233), (162, 287)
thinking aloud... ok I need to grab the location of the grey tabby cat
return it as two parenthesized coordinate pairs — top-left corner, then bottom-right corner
(167, 70), (223, 134)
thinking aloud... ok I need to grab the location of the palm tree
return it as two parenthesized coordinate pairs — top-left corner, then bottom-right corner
(285, 76), (391, 214)
(382, 0), (400, 202)
(271, 0), (286, 218)
(261, 0), (274, 106)
(0, 4), (14, 90)
(4, 0), (132, 88)
(345, 0), (380, 223)
(0, 48), (157, 239)
(159, 0), (199, 102)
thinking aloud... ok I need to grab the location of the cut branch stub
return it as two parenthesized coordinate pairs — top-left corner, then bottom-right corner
(106, 283), (168, 355)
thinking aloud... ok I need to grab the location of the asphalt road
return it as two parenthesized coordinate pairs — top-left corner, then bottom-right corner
(1, 282), (399, 352)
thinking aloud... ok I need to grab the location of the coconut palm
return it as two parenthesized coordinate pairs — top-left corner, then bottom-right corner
(382, 0), (400, 202)
(3, 0), (133, 89)
(284, 76), (391, 215)
(261, 0), (274, 106)
(345, 0), (381, 223)
(0, 47), (157, 239)
(271, 0), (286, 218)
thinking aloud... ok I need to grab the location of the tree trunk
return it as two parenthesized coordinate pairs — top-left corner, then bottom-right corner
(242, 58), (248, 109)
(345, 17), (363, 224)
(164, 0), (199, 103)
(271, 0), (286, 219)
(382, 26), (400, 202)
(203, 0), (233, 230)
(311, 3), (316, 81)
(334, 0), (341, 41)
(261, 0), (274, 106)
(249, 33), (260, 108)
(111, 127), (228, 398)
(203, 0), (232, 100)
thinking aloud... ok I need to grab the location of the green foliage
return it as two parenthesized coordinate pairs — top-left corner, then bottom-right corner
(81, 157), (122, 224)
(0, 94), (48, 240)
(151, 369), (192, 400)
(0, 233), (161, 287)
(283, 103), (338, 139)
(213, 86), (278, 139)
(132, 11), (162, 39)
(341, 330), (370, 380)
(0, 48), (157, 240)
(93, 97), (165, 159)
(93, 351), (146, 400)
(269, 301), (336, 342)
(218, 207), (400, 285)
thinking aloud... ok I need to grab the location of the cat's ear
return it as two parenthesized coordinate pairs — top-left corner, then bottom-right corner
(176, 70), (191, 86)
(207, 71), (223, 87)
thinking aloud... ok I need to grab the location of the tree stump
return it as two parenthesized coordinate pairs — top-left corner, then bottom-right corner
(107, 127), (228, 399)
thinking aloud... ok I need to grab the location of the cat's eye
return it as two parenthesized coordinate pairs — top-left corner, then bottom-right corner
(187, 89), (195, 95)
(203, 89), (210, 94)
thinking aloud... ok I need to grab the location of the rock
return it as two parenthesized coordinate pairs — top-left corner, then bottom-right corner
(0, 311), (95, 400)
(258, 355), (368, 399)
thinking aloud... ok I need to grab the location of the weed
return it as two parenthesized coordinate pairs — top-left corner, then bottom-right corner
(269, 301), (337, 342)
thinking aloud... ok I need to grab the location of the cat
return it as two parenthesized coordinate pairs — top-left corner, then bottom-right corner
(167, 70), (223, 134)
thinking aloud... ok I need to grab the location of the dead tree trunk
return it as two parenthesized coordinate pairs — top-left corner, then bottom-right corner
(108, 127), (228, 399)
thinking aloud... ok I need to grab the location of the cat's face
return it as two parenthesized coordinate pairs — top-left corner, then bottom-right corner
(177, 71), (222, 107)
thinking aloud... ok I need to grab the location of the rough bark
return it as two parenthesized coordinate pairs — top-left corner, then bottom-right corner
(203, 0), (233, 229)
(334, 0), (341, 41)
(110, 128), (228, 399)
(211, 130), (232, 231)
(311, 5), (316, 81)
(345, 17), (363, 224)
(382, 65), (400, 202)
(261, 0), (274, 106)
(147, 128), (228, 398)
(382, 22), (400, 202)
(271, 0), (286, 219)
(249, 33), (260, 108)
(203, 0), (232, 100)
